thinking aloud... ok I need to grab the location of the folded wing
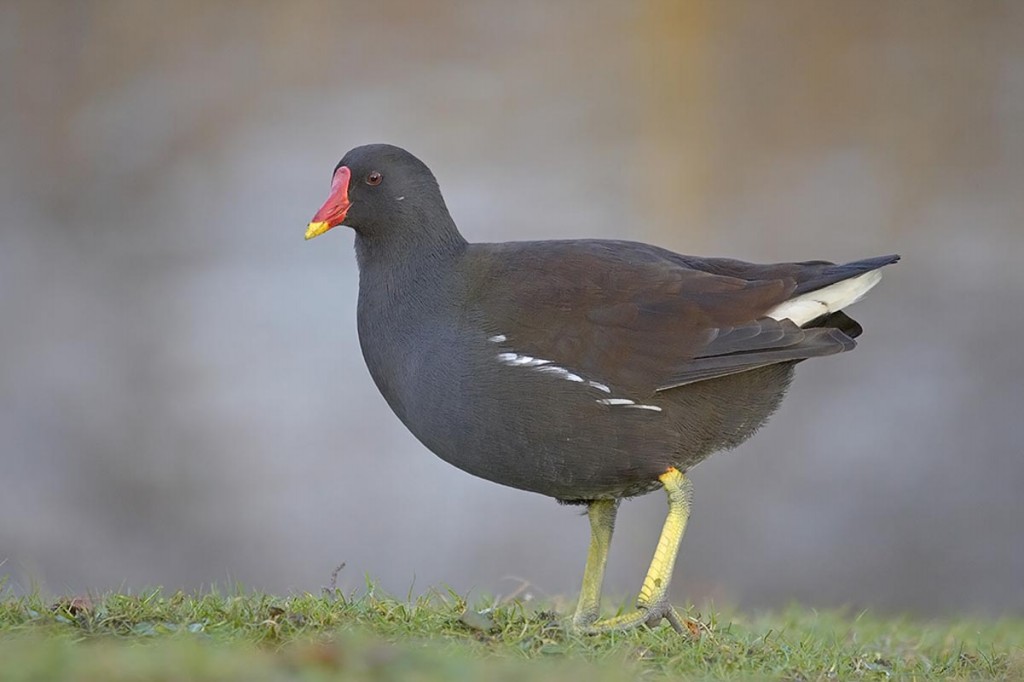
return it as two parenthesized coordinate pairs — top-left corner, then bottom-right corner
(468, 241), (897, 396)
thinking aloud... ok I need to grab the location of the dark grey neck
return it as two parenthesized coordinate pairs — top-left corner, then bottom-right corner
(354, 212), (468, 300)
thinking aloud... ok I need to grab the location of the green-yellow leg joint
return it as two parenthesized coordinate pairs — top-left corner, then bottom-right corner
(572, 499), (619, 628)
(637, 468), (691, 608)
(577, 468), (692, 634)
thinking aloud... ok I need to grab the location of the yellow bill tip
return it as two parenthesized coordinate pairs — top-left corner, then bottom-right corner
(305, 221), (332, 241)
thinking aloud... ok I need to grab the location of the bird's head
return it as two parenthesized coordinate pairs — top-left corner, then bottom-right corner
(305, 144), (448, 242)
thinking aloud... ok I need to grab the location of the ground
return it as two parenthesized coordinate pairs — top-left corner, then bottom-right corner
(1, 583), (1022, 681)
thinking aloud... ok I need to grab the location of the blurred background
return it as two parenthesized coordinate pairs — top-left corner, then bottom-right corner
(2, 1), (1022, 616)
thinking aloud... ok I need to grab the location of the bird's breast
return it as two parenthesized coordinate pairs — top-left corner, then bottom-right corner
(356, 303), (675, 497)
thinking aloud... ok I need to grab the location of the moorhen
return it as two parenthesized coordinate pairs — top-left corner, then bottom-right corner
(305, 144), (898, 633)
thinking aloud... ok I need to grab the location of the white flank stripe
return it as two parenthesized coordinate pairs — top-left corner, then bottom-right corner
(488, 334), (507, 343)
(496, 352), (618, 394)
(597, 398), (635, 406)
(496, 351), (552, 368)
(766, 270), (883, 326)
(625, 404), (663, 412)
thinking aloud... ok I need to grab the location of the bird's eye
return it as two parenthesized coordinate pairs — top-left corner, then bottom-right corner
(366, 171), (383, 186)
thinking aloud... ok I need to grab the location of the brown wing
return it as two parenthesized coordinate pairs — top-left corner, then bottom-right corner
(659, 318), (855, 389)
(670, 253), (899, 297)
(464, 240), (857, 396)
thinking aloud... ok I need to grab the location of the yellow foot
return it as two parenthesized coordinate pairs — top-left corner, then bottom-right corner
(575, 601), (686, 634)
(571, 468), (692, 635)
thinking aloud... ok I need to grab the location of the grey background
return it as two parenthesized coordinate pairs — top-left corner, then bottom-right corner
(2, 1), (1022, 615)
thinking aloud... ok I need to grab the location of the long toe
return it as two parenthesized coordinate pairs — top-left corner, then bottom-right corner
(650, 604), (686, 634)
(575, 602), (685, 635)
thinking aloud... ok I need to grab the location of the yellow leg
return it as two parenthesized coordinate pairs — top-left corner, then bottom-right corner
(576, 468), (692, 634)
(572, 498), (619, 628)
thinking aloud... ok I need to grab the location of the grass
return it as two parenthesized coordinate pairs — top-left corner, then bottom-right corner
(1, 581), (1022, 681)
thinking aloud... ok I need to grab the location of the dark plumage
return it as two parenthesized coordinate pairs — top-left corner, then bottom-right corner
(305, 143), (898, 632)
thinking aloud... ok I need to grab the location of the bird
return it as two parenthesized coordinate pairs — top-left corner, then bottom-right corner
(304, 143), (898, 633)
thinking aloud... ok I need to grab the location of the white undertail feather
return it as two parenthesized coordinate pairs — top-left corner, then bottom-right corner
(766, 270), (883, 326)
